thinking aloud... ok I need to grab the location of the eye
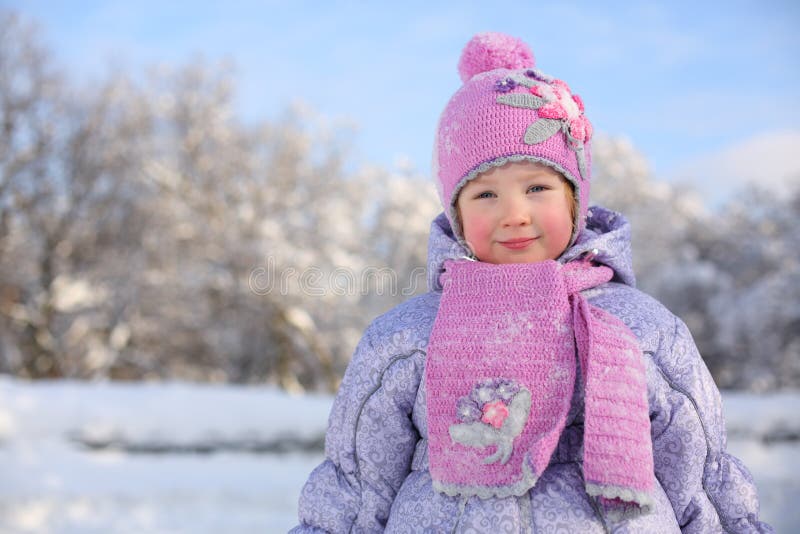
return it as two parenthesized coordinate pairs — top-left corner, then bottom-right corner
(527, 184), (547, 193)
(475, 191), (496, 199)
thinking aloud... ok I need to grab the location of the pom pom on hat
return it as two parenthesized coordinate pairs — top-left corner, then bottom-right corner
(457, 32), (535, 82)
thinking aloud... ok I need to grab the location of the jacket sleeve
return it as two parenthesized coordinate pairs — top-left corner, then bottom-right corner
(290, 320), (425, 533)
(647, 316), (773, 533)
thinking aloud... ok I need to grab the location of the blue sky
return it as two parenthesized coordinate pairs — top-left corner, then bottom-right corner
(5, 1), (800, 203)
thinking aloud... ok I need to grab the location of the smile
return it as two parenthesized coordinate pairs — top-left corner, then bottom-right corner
(498, 237), (538, 250)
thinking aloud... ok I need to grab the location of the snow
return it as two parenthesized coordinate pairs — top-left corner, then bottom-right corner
(0, 377), (797, 533)
(0, 378), (329, 533)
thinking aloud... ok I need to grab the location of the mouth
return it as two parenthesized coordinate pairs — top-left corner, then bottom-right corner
(498, 237), (538, 250)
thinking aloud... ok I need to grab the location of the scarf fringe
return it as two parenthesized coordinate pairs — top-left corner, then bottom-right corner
(432, 459), (539, 500)
(586, 482), (654, 520)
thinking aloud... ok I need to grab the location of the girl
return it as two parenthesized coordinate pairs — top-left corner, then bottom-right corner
(291, 33), (772, 533)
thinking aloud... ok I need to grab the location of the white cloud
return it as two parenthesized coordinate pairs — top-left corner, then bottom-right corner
(669, 130), (800, 205)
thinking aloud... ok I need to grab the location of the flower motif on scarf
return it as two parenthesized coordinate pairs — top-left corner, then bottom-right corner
(450, 378), (531, 465)
(493, 73), (592, 179)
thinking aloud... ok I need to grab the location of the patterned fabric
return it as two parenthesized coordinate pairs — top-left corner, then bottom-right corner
(426, 259), (654, 515)
(291, 206), (774, 533)
(433, 32), (593, 246)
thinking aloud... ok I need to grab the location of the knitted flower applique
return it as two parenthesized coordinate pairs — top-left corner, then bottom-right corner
(494, 73), (593, 179)
(449, 378), (532, 465)
(530, 80), (593, 144)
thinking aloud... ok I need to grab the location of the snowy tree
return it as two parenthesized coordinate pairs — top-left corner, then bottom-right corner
(590, 134), (707, 281)
(1, 9), (794, 392)
(0, 9), (438, 391)
(0, 11), (59, 374)
(592, 134), (799, 390)
(703, 183), (800, 390)
(0, 12), (153, 379)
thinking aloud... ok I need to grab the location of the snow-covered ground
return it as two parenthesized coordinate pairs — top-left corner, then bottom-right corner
(0, 377), (796, 533)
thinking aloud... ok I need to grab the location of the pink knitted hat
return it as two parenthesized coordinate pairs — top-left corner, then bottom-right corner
(433, 32), (593, 245)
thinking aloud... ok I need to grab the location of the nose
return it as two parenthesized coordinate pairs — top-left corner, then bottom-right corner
(499, 195), (531, 227)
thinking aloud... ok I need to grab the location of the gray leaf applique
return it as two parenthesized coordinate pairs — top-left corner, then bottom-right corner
(496, 93), (546, 110)
(575, 144), (589, 180)
(524, 119), (562, 145)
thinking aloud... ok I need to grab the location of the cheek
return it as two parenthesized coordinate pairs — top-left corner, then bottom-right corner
(460, 207), (494, 251)
(542, 204), (574, 245)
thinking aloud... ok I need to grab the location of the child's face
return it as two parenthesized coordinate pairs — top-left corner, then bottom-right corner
(456, 161), (574, 264)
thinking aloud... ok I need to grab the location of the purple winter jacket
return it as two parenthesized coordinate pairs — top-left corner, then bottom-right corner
(291, 207), (772, 533)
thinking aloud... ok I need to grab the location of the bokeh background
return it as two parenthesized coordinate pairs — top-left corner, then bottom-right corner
(1, 0), (798, 391)
(0, 2), (798, 532)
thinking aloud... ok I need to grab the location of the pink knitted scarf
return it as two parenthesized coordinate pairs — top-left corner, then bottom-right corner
(426, 259), (654, 514)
